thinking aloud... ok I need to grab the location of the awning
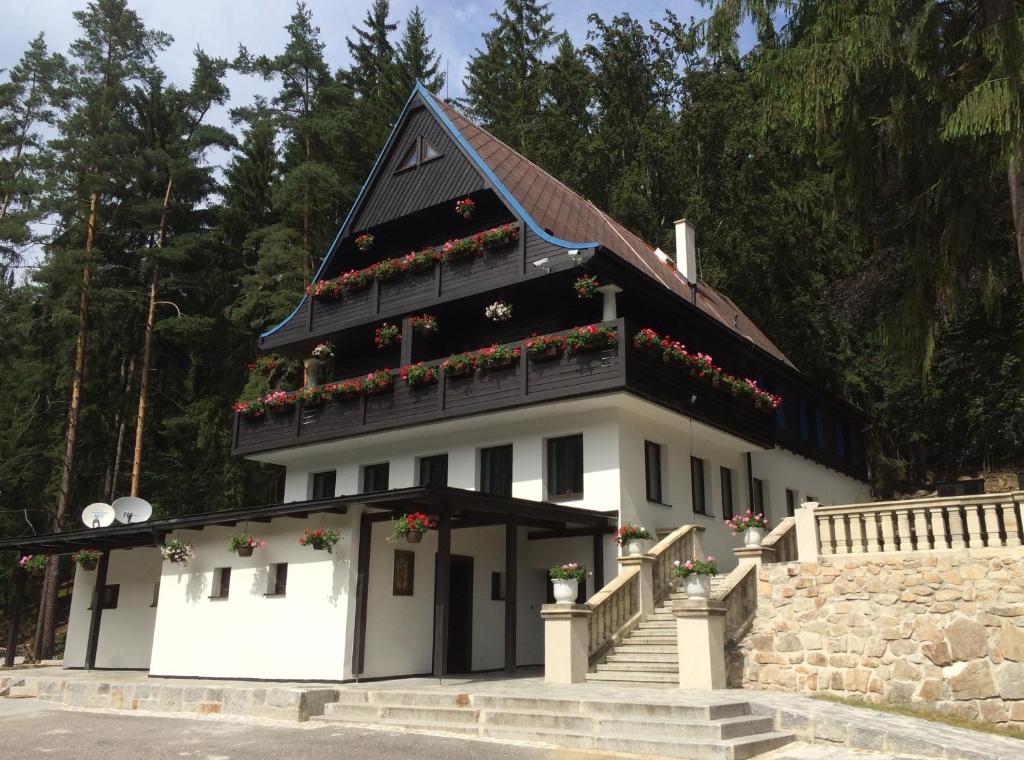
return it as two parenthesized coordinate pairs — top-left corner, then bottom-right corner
(0, 486), (615, 554)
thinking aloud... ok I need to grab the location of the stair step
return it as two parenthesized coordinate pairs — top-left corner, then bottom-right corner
(593, 661), (679, 673)
(314, 714), (479, 736)
(610, 643), (678, 653)
(586, 670), (679, 684)
(621, 636), (676, 646)
(3, 687), (35, 700)
(605, 651), (679, 663)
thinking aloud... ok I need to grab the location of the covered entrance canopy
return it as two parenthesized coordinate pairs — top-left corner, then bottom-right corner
(0, 487), (615, 674)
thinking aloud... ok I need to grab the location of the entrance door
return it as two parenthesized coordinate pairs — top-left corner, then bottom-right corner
(445, 555), (473, 674)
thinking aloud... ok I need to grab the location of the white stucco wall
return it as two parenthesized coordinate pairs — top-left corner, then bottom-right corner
(148, 514), (355, 680)
(64, 548), (163, 669)
(751, 446), (872, 521)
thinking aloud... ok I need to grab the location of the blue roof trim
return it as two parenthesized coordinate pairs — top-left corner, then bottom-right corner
(261, 87), (423, 339)
(416, 84), (598, 251)
(262, 83), (598, 340)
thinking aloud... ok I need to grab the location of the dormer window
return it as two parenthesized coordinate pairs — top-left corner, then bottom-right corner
(396, 136), (442, 173)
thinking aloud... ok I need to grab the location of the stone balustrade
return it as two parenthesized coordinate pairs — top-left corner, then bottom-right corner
(796, 492), (1024, 560)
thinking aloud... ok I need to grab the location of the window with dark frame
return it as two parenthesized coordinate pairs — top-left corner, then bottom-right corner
(721, 467), (734, 514)
(491, 571), (506, 601)
(753, 478), (766, 512)
(644, 441), (664, 504)
(362, 462), (390, 493)
(547, 434), (584, 500)
(311, 470), (336, 500)
(268, 563), (288, 596)
(786, 488), (797, 517)
(690, 456), (707, 514)
(89, 584), (119, 611)
(210, 567), (231, 600)
(480, 445), (513, 497)
(418, 454), (448, 488)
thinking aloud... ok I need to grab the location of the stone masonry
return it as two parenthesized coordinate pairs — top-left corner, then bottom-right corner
(730, 552), (1024, 727)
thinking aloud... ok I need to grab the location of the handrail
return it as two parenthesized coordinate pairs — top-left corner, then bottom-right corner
(586, 524), (701, 664)
(760, 516), (797, 563)
(815, 490), (1024, 514)
(712, 562), (759, 644)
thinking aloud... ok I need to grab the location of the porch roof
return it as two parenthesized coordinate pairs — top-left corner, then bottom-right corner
(0, 486), (615, 554)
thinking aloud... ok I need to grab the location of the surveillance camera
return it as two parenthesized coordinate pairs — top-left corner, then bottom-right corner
(532, 257), (550, 268)
(567, 249), (580, 257)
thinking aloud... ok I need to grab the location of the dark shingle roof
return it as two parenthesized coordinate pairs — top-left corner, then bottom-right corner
(430, 93), (792, 367)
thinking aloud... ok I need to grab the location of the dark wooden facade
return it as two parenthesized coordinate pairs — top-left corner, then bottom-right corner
(244, 87), (869, 482)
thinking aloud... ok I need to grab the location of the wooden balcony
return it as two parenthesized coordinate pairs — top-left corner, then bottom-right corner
(234, 319), (776, 457)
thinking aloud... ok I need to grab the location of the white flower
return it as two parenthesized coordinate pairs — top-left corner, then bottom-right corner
(485, 301), (512, 321)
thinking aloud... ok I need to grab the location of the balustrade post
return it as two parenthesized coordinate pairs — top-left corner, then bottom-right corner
(618, 555), (655, 618)
(795, 502), (820, 561)
(864, 513), (881, 552)
(895, 510), (912, 552)
(964, 505), (984, 548)
(983, 503), (1003, 548)
(912, 509), (931, 551)
(540, 604), (592, 684)
(833, 515), (850, 554)
(931, 508), (950, 550)
(879, 511), (896, 551)
(734, 544), (775, 568)
(949, 506), (967, 550)
(1003, 501), (1022, 548)
(673, 598), (727, 689)
(847, 514), (865, 554)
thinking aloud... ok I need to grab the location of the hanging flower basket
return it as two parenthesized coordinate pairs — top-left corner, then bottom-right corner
(362, 369), (394, 395)
(19, 555), (48, 575)
(400, 362), (438, 387)
(455, 197), (475, 219)
(264, 390), (297, 414)
(390, 512), (437, 544)
(525, 334), (567, 362)
(410, 313), (438, 335)
(311, 341), (335, 360)
(299, 527), (340, 553)
(476, 344), (520, 372)
(573, 274), (599, 299)
(161, 538), (195, 566)
(232, 398), (266, 419)
(484, 300), (512, 322)
(230, 533), (266, 557)
(355, 233), (374, 252)
(565, 324), (617, 353)
(374, 322), (401, 349)
(442, 352), (477, 378)
(72, 549), (102, 571)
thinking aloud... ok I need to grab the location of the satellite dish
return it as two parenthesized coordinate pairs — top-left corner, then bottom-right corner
(112, 496), (153, 525)
(82, 503), (115, 529)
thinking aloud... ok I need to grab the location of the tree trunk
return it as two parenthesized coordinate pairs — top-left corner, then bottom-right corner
(104, 355), (136, 502)
(37, 190), (98, 658)
(303, 128), (312, 279)
(1009, 142), (1024, 282)
(129, 177), (172, 497)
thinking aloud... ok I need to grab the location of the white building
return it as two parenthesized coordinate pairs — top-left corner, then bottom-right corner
(3, 85), (870, 681)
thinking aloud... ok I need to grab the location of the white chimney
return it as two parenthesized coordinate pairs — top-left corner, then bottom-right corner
(674, 219), (698, 284)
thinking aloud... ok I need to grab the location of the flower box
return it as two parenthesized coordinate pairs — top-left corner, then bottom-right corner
(476, 344), (520, 372)
(400, 362), (438, 387)
(362, 369), (394, 395)
(525, 334), (567, 362)
(441, 236), (483, 263)
(233, 398), (266, 419)
(372, 258), (406, 282)
(442, 353), (477, 378)
(401, 249), (439, 274)
(565, 324), (617, 353)
(308, 279), (343, 300)
(478, 223), (518, 250)
(342, 268), (373, 291)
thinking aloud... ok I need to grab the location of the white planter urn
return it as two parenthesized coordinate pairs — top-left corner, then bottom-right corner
(684, 574), (712, 599)
(552, 578), (579, 603)
(626, 539), (649, 556)
(744, 527), (765, 547)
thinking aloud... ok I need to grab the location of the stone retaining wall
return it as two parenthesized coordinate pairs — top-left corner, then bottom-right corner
(730, 552), (1024, 727)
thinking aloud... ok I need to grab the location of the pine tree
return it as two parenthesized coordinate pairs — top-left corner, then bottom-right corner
(34, 0), (171, 659)
(384, 6), (445, 110)
(345, 0), (399, 155)
(463, 0), (555, 152)
(0, 34), (66, 282)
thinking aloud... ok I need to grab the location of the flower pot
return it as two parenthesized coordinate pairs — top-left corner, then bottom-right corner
(684, 574), (712, 599)
(269, 404), (295, 415)
(79, 559), (98, 571)
(552, 578), (578, 603)
(479, 358), (517, 373)
(406, 531), (424, 544)
(446, 366), (475, 379)
(530, 347), (563, 362)
(237, 545), (254, 557)
(744, 527), (764, 547)
(625, 539), (649, 556)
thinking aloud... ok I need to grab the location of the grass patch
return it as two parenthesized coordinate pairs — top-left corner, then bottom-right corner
(812, 694), (1024, 742)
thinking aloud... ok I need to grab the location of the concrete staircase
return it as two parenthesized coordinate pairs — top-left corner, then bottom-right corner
(315, 687), (793, 759)
(587, 575), (728, 686)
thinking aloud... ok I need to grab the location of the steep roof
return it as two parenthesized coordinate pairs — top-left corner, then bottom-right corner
(427, 91), (792, 367)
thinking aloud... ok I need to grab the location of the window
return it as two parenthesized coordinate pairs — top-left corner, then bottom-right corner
(89, 585), (119, 611)
(491, 571), (506, 601)
(836, 417), (853, 460)
(785, 488), (797, 518)
(210, 568), (231, 600)
(480, 445), (513, 497)
(362, 462), (390, 493)
(547, 434), (583, 500)
(721, 467), (734, 514)
(752, 478), (766, 512)
(267, 563), (288, 596)
(418, 454), (448, 488)
(645, 441), (664, 504)
(150, 581), (160, 607)
(799, 399), (811, 441)
(396, 136), (442, 172)
(690, 457), (707, 514)
(311, 470), (336, 500)
(815, 408), (827, 449)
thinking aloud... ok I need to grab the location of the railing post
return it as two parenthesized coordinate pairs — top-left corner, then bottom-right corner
(895, 509), (912, 551)
(734, 544), (775, 568)
(618, 555), (655, 618)
(540, 603), (592, 684)
(912, 509), (931, 551)
(983, 503), (1003, 548)
(1004, 499), (1022, 547)
(964, 504), (984, 548)
(795, 502), (819, 562)
(673, 598), (727, 689)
